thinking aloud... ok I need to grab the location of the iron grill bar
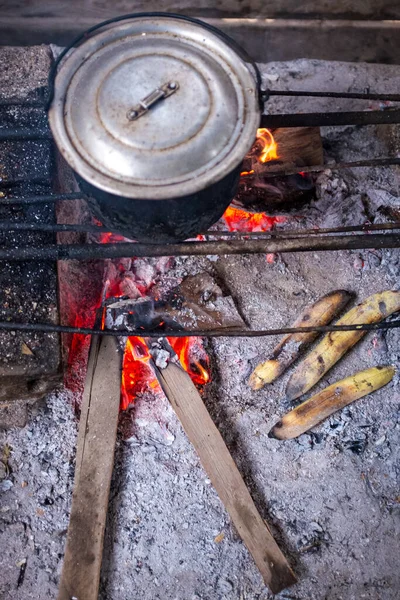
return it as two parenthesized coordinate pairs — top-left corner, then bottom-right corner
(209, 223), (400, 238)
(1, 110), (400, 143)
(0, 232), (399, 262)
(0, 319), (399, 337)
(0, 192), (82, 205)
(0, 99), (45, 107)
(261, 157), (400, 177)
(0, 154), (399, 206)
(0, 221), (111, 233)
(260, 109), (400, 128)
(0, 128), (51, 141)
(0, 221), (399, 237)
(265, 90), (400, 102)
(2, 89), (400, 106)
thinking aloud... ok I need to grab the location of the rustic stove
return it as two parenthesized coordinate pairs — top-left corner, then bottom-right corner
(1, 15), (400, 600)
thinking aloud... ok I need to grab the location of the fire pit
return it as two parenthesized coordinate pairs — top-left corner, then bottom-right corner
(0, 34), (400, 600)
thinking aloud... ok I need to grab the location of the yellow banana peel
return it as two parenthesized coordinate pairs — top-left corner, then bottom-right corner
(248, 290), (353, 390)
(269, 365), (395, 440)
(286, 290), (400, 401)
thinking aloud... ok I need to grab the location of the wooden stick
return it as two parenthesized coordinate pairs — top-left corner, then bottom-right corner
(155, 362), (296, 594)
(57, 335), (121, 600)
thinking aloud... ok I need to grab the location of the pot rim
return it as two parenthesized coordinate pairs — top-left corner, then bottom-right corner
(49, 15), (260, 201)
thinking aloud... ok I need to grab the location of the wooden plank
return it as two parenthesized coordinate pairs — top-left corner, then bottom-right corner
(155, 361), (297, 594)
(3, 1), (400, 20)
(57, 335), (121, 600)
(2, 18), (400, 66)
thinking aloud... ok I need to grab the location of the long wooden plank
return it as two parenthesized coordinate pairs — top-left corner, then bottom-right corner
(57, 335), (121, 600)
(155, 361), (297, 594)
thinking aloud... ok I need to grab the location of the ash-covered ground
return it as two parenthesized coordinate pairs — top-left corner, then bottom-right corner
(1, 59), (400, 600)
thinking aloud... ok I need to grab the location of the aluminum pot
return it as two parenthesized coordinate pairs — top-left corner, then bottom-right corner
(49, 13), (262, 242)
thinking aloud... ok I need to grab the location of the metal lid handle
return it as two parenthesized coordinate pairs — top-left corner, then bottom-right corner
(127, 81), (179, 121)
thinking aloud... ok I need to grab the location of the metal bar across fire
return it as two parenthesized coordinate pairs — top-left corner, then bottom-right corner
(0, 319), (399, 337)
(0, 232), (399, 261)
(0, 155), (398, 202)
(1, 109), (400, 140)
(0, 220), (399, 238)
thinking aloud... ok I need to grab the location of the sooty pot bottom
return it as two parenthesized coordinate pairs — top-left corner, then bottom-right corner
(76, 167), (241, 243)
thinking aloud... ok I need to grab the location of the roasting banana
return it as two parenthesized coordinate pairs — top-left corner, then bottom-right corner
(270, 365), (395, 440)
(248, 290), (353, 390)
(285, 290), (400, 401)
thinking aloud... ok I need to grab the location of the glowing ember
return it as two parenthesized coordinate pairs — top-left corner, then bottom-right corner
(223, 206), (286, 232)
(256, 128), (278, 163)
(121, 337), (160, 410)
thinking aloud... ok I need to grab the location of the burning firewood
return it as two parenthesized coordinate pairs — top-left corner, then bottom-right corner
(286, 290), (400, 401)
(269, 366), (395, 440)
(249, 290), (353, 390)
(234, 127), (323, 213)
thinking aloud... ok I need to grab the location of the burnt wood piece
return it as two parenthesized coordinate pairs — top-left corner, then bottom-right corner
(57, 335), (121, 600)
(235, 127), (322, 212)
(154, 361), (296, 593)
(0, 45), (61, 426)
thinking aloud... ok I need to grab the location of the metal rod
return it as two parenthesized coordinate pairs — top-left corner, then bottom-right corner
(262, 157), (400, 177)
(0, 192), (83, 205)
(0, 128), (52, 141)
(0, 220), (398, 238)
(0, 233), (399, 262)
(266, 90), (400, 102)
(0, 221), (110, 233)
(261, 110), (400, 128)
(1, 111), (400, 145)
(0, 320), (399, 337)
(0, 99), (45, 108)
(209, 222), (400, 239)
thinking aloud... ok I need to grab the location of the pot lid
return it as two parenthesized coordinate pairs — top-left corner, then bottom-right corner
(49, 16), (260, 200)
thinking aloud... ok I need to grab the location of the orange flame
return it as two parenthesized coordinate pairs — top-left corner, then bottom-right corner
(120, 335), (210, 410)
(121, 337), (161, 410)
(256, 128), (278, 163)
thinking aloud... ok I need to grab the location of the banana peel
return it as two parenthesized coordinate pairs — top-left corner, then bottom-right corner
(285, 290), (400, 401)
(269, 365), (395, 440)
(248, 290), (353, 390)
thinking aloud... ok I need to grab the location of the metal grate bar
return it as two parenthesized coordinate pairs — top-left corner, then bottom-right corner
(262, 157), (400, 177)
(0, 221), (399, 238)
(0, 221), (111, 233)
(265, 90), (400, 102)
(0, 319), (399, 337)
(0, 232), (399, 262)
(0, 128), (51, 141)
(0, 192), (83, 205)
(261, 109), (400, 128)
